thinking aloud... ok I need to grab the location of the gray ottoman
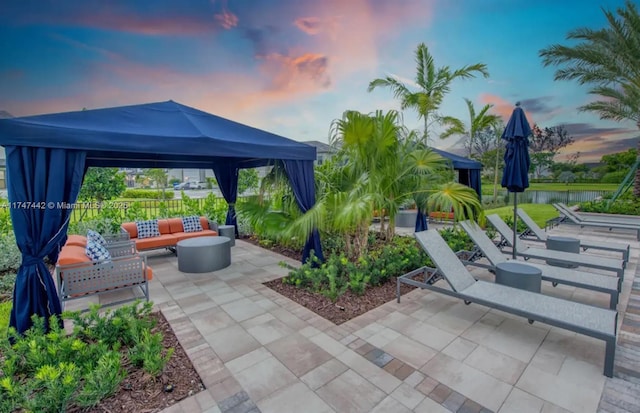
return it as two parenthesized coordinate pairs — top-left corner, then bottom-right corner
(177, 236), (231, 273)
(546, 236), (580, 268)
(217, 225), (235, 246)
(495, 261), (542, 293)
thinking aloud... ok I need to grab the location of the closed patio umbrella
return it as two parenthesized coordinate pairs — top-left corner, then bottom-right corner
(501, 102), (532, 258)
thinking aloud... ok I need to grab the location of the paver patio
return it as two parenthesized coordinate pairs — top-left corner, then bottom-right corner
(64, 224), (640, 413)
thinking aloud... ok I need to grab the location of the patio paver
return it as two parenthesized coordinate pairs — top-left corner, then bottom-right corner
(67, 222), (640, 413)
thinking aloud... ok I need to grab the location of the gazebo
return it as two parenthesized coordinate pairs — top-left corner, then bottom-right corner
(431, 148), (482, 199)
(0, 100), (323, 334)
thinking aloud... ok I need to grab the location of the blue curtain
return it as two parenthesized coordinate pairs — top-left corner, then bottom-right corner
(458, 169), (482, 200)
(469, 170), (482, 201)
(7, 146), (86, 334)
(212, 163), (239, 236)
(282, 160), (324, 263)
(415, 208), (428, 232)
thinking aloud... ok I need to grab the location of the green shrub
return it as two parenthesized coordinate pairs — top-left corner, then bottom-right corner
(580, 198), (640, 216)
(601, 171), (627, 184)
(282, 234), (433, 300)
(202, 193), (227, 224)
(0, 203), (12, 234)
(0, 301), (170, 411)
(128, 329), (174, 376)
(123, 201), (149, 222)
(121, 189), (174, 199)
(0, 300), (11, 335)
(0, 233), (21, 274)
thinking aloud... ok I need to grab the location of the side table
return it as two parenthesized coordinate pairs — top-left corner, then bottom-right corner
(495, 261), (542, 293)
(217, 225), (236, 247)
(546, 236), (580, 268)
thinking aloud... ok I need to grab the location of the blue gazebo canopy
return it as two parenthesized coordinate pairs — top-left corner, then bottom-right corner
(0, 100), (316, 169)
(0, 100), (323, 334)
(431, 148), (482, 198)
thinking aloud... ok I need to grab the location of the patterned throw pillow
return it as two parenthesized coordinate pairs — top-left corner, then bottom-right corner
(136, 219), (160, 239)
(87, 229), (107, 245)
(182, 216), (203, 233)
(85, 240), (111, 261)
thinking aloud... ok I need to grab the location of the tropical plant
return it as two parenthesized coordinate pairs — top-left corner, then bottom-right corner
(78, 168), (126, 203)
(539, 0), (640, 195)
(368, 43), (489, 145)
(440, 99), (501, 158)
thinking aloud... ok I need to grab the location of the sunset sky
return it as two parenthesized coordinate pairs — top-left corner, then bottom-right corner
(1, 0), (637, 163)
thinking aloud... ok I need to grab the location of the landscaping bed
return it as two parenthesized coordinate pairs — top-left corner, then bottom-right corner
(257, 228), (475, 324)
(0, 302), (204, 413)
(82, 310), (203, 413)
(265, 277), (415, 325)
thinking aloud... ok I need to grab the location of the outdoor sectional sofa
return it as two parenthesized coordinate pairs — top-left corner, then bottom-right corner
(120, 216), (218, 252)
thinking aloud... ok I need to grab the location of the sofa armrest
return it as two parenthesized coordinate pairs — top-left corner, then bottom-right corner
(208, 219), (219, 232)
(105, 232), (131, 243)
(106, 240), (138, 258)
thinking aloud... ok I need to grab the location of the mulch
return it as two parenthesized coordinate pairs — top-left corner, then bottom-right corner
(264, 278), (416, 325)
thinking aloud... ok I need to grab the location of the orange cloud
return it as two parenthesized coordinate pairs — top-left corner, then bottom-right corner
(479, 93), (516, 121)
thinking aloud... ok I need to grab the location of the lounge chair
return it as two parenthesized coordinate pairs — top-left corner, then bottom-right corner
(557, 203), (640, 225)
(459, 221), (620, 309)
(516, 208), (630, 262)
(553, 203), (640, 241)
(487, 214), (625, 279)
(396, 229), (617, 377)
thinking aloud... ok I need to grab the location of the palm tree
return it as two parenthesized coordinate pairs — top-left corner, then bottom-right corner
(440, 98), (501, 158)
(539, 0), (640, 195)
(368, 43), (489, 145)
(239, 110), (483, 261)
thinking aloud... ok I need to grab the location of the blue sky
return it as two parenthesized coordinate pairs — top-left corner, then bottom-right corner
(0, 0), (636, 162)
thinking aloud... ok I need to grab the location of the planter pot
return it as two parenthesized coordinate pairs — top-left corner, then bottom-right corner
(395, 210), (417, 228)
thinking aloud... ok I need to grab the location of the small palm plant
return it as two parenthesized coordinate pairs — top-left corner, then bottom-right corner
(238, 110), (483, 261)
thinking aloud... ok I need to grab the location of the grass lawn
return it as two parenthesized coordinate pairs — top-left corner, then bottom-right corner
(484, 203), (558, 227)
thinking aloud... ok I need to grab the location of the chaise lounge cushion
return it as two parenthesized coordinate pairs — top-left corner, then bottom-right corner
(66, 234), (88, 247)
(58, 245), (92, 265)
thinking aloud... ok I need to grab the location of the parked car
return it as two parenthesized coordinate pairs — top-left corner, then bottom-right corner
(174, 181), (206, 190)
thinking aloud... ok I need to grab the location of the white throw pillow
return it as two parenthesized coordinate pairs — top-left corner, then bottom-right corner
(85, 240), (112, 261)
(135, 219), (160, 239)
(182, 216), (203, 233)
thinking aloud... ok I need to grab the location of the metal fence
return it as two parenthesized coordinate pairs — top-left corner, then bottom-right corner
(495, 190), (612, 205)
(70, 197), (230, 222)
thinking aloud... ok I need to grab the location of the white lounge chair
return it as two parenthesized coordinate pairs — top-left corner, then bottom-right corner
(487, 214), (625, 279)
(516, 208), (630, 262)
(460, 220), (620, 309)
(396, 229), (617, 377)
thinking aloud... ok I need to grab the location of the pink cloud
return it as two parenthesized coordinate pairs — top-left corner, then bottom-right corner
(479, 93), (517, 121)
(294, 17), (323, 35)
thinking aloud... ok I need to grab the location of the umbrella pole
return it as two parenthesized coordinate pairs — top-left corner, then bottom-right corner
(513, 192), (517, 259)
